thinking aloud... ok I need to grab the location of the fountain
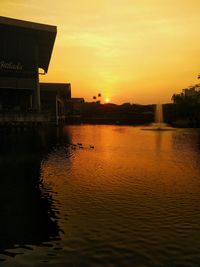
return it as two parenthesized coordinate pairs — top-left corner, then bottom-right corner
(142, 104), (174, 131)
(155, 104), (163, 127)
(152, 104), (166, 130)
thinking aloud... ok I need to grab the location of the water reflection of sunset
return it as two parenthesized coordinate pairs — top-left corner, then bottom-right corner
(41, 126), (200, 194)
(20, 125), (200, 266)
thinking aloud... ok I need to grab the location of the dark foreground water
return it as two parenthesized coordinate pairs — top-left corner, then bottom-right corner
(0, 125), (200, 267)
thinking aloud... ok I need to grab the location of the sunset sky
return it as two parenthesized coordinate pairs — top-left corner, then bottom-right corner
(1, 0), (200, 104)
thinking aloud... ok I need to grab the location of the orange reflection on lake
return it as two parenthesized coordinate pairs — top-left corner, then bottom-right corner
(39, 125), (200, 267)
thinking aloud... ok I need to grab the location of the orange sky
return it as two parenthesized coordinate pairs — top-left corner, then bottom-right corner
(1, 0), (200, 104)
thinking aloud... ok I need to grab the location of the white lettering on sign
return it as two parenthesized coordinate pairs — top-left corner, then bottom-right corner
(0, 61), (23, 71)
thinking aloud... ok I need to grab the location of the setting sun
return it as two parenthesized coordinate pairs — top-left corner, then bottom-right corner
(105, 98), (110, 103)
(1, 0), (200, 104)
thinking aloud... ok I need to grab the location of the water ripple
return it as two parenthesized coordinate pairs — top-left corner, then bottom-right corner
(1, 126), (200, 266)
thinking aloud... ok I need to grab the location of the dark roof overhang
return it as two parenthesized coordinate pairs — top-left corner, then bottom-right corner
(0, 16), (57, 73)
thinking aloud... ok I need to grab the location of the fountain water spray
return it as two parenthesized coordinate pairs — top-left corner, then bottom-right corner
(142, 103), (174, 131)
(155, 104), (163, 124)
(154, 104), (164, 129)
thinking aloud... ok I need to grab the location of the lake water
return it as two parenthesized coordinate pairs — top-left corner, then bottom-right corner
(0, 125), (200, 267)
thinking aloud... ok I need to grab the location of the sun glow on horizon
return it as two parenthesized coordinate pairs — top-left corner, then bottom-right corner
(105, 98), (110, 103)
(1, 0), (200, 104)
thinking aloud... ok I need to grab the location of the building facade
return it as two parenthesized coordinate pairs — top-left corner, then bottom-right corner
(0, 16), (71, 125)
(40, 83), (71, 124)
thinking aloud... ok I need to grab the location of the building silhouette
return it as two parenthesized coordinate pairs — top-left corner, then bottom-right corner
(0, 16), (72, 125)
